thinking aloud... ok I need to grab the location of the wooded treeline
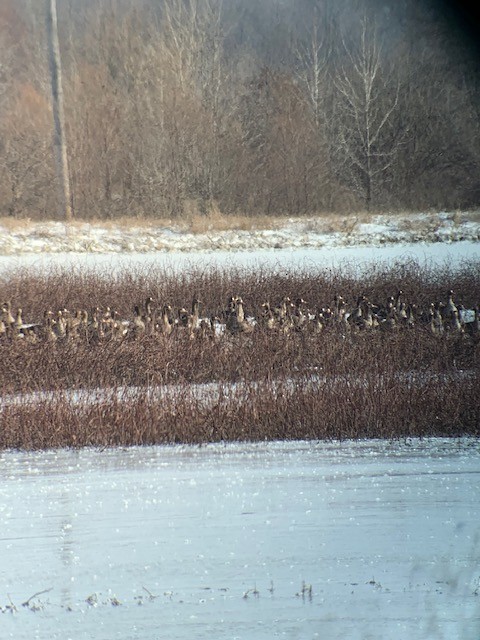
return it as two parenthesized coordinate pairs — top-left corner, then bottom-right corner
(0, 0), (479, 219)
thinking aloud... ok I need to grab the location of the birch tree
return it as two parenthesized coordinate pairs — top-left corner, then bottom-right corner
(335, 17), (400, 210)
(294, 17), (325, 128)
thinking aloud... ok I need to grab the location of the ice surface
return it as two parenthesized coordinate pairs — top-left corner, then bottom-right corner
(0, 241), (479, 279)
(0, 439), (479, 640)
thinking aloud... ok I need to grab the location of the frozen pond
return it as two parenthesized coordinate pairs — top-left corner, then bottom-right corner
(1, 438), (479, 640)
(0, 241), (479, 276)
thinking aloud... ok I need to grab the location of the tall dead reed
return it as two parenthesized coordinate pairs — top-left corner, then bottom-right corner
(1, 259), (479, 448)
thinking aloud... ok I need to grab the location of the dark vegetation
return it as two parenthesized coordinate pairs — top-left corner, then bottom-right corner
(1, 260), (479, 449)
(1, 0), (480, 219)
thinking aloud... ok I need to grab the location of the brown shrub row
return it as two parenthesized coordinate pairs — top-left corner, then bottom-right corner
(1, 374), (479, 451)
(0, 326), (478, 394)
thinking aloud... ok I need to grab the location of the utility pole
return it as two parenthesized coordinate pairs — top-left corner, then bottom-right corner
(46, 0), (72, 220)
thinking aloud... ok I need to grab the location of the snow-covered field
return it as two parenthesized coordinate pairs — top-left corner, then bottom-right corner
(1, 439), (479, 640)
(0, 211), (479, 276)
(1, 211), (479, 255)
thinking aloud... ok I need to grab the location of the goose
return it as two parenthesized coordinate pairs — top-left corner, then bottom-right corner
(90, 307), (105, 341)
(333, 295), (347, 323)
(464, 305), (480, 337)
(394, 290), (404, 314)
(75, 309), (89, 340)
(235, 298), (255, 333)
(291, 298), (308, 331)
(108, 311), (129, 339)
(321, 306), (334, 328)
(259, 302), (276, 331)
(449, 308), (464, 334)
(225, 307), (239, 334)
(273, 297), (290, 323)
(143, 296), (155, 334)
(225, 296), (237, 319)
(379, 305), (397, 331)
(101, 308), (116, 338)
(430, 303), (444, 336)
(225, 298), (253, 335)
(189, 296), (201, 333)
(2, 301), (15, 328)
(234, 296), (245, 323)
(372, 295), (394, 321)
(131, 305), (146, 337)
(358, 300), (375, 330)
(309, 308), (325, 334)
(198, 315), (219, 340)
(395, 301), (408, 324)
(443, 290), (458, 322)
(176, 296), (202, 338)
(159, 304), (174, 336)
(347, 295), (365, 329)
(14, 308), (42, 338)
(42, 310), (57, 342)
(14, 307), (24, 330)
(66, 309), (81, 337)
(53, 310), (67, 339)
(177, 307), (189, 328)
(404, 303), (416, 328)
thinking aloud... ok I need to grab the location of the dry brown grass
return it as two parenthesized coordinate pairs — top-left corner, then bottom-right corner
(0, 216), (35, 231)
(2, 209), (479, 238)
(1, 259), (479, 449)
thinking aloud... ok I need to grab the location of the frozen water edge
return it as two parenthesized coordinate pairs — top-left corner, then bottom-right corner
(0, 438), (479, 640)
(1, 240), (480, 278)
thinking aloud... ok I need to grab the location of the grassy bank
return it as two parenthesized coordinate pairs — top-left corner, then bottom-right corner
(1, 259), (479, 449)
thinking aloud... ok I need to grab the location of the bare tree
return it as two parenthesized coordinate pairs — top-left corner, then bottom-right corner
(335, 17), (400, 210)
(161, 0), (230, 206)
(46, 0), (72, 220)
(293, 9), (327, 130)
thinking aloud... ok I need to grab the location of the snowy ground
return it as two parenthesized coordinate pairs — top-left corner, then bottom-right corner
(1, 211), (479, 277)
(1, 211), (479, 255)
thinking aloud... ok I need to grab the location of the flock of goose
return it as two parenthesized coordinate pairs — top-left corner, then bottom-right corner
(0, 290), (479, 344)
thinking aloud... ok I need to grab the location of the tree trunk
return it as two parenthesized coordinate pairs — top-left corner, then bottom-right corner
(46, 0), (72, 221)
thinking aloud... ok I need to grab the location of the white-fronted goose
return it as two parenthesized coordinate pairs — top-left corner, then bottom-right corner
(291, 298), (307, 330)
(132, 305), (146, 336)
(259, 302), (275, 331)
(333, 295), (347, 323)
(189, 296), (201, 334)
(225, 297), (253, 335)
(430, 303), (444, 336)
(443, 290), (458, 321)
(159, 304), (174, 336)
(2, 301), (15, 328)
(43, 310), (58, 342)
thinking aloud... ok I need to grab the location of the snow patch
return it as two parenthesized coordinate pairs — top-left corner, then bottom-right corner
(1, 211), (479, 255)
